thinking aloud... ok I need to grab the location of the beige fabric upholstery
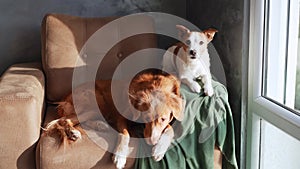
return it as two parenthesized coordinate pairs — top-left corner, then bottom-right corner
(0, 63), (45, 169)
(41, 13), (157, 102)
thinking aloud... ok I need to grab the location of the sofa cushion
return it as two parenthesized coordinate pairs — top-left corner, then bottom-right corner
(41, 14), (157, 102)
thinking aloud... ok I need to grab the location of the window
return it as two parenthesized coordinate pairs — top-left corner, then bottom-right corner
(246, 0), (300, 169)
(262, 0), (300, 111)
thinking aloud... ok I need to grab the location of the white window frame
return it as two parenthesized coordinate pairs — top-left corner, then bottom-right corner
(246, 0), (300, 168)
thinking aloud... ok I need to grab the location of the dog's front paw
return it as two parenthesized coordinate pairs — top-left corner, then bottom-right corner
(204, 84), (214, 96)
(113, 154), (127, 169)
(189, 82), (201, 93)
(152, 134), (171, 161)
(152, 145), (166, 161)
(113, 134), (130, 169)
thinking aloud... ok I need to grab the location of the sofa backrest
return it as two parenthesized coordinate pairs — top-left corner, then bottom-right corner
(41, 13), (157, 102)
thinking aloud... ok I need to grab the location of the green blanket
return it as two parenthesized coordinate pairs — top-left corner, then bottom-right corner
(134, 80), (238, 169)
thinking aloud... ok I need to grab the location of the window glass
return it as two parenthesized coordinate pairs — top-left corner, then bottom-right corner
(263, 0), (300, 112)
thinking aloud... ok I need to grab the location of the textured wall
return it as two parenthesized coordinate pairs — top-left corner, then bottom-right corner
(186, 0), (244, 165)
(0, 0), (185, 75)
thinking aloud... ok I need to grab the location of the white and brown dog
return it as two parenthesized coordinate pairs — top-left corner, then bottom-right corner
(43, 69), (185, 169)
(162, 25), (217, 96)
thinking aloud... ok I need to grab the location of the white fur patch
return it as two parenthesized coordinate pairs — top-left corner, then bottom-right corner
(152, 130), (173, 161)
(113, 134), (130, 169)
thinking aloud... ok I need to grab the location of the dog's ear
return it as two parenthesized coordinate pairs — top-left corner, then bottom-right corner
(167, 74), (184, 121)
(128, 106), (142, 121)
(165, 73), (181, 96)
(130, 91), (150, 106)
(128, 93), (144, 121)
(172, 79), (181, 96)
(203, 28), (218, 42)
(169, 94), (185, 121)
(129, 91), (150, 111)
(176, 25), (190, 40)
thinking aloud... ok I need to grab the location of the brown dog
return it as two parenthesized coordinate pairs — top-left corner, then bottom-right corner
(44, 69), (185, 169)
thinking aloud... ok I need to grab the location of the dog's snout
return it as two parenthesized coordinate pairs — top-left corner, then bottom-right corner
(189, 50), (196, 57)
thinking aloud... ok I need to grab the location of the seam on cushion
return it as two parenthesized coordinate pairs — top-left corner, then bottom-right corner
(84, 16), (87, 45)
(0, 96), (35, 102)
(118, 18), (120, 51)
(84, 17), (87, 70)
(44, 15), (49, 73)
(44, 15), (54, 102)
(41, 14), (50, 105)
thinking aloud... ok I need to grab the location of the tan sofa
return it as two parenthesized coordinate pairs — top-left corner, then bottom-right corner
(0, 13), (222, 169)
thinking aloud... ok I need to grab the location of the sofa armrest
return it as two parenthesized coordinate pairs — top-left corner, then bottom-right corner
(0, 62), (45, 169)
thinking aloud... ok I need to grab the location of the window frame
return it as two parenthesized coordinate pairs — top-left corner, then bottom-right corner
(246, 0), (300, 168)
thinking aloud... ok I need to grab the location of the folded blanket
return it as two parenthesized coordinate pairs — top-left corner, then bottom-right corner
(134, 80), (238, 169)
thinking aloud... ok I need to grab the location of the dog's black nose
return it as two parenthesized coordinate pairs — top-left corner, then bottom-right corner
(189, 50), (196, 57)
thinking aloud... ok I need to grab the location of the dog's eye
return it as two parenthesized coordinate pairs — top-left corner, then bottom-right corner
(199, 41), (204, 45)
(185, 40), (191, 45)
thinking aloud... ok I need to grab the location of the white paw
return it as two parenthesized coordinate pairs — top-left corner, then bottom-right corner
(152, 146), (166, 161)
(113, 135), (129, 169)
(152, 135), (171, 161)
(189, 82), (201, 93)
(204, 84), (214, 96)
(113, 154), (127, 169)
